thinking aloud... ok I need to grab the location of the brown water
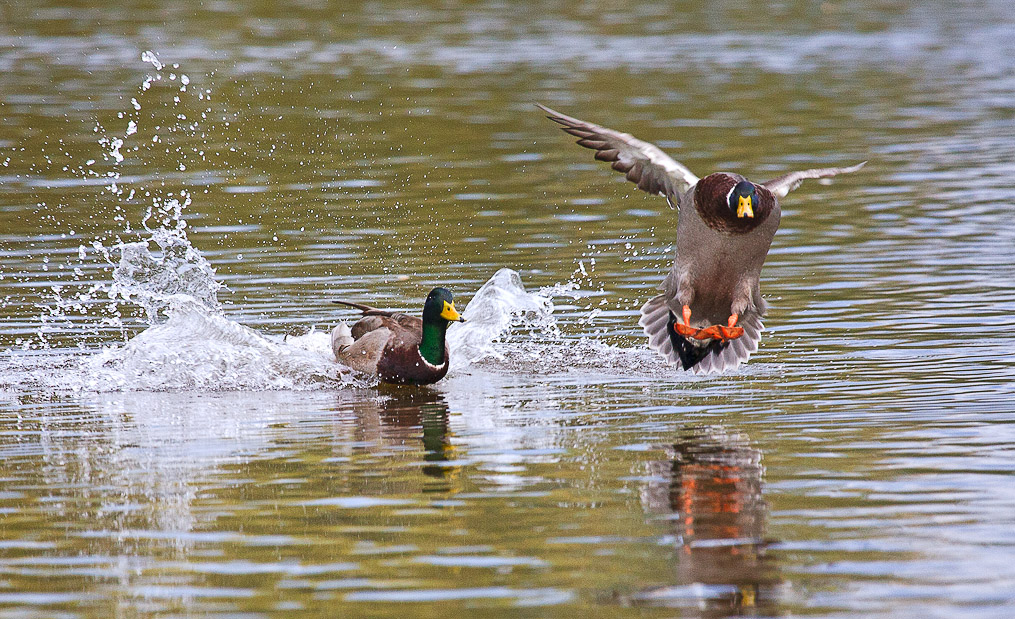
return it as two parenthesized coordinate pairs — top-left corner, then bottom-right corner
(2, 1), (1015, 616)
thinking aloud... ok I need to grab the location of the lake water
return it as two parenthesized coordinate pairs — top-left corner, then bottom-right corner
(2, 1), (1014, 616)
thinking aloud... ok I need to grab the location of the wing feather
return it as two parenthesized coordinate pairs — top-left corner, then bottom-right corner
(538, 104), (699, 202)
(763, 161), (866, 198)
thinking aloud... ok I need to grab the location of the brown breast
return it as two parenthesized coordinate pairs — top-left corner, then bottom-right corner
(376, 343), (450, 386)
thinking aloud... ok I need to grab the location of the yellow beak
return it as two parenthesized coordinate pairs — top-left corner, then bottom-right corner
(737, 195), (754, 219)
(441, 301), (464, 322)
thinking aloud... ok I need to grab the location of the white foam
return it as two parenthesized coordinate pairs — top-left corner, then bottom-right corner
(446, 268), (563, 368)
(82, 300), (350, 392)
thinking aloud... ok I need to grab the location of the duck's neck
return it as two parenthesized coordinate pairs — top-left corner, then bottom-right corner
(418, 321), (447, 366)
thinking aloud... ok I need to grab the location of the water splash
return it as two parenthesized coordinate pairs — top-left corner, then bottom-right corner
(443, 269), (724, 382)
(5, 49), (209, 353)
(83, 304), (349, 392)
(447, 268), (568, 367)
(2, 234), (352, 393)
(71, 227), (356, 391)
(103, 227), (221, 323)
(3, 262), (606, 393)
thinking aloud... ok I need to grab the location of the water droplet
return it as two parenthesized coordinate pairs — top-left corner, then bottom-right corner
(141, 50), (163, 70)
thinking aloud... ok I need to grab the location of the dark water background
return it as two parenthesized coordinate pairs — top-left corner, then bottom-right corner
(1, 1), (1014, 616)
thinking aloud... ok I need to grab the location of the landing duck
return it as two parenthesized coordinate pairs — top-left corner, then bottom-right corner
(538, 104), (864, 373)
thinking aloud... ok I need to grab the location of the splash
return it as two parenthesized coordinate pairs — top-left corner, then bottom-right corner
(7, 49), (206, 352)
(104, 227), (221, 323)
(443, 270), (705, 382)
(79, 230), (350, 391)
(84, 303), (349, 392)
(0, 49), (357, 393)
(1, 229), (352, 392)
(447, 268), (570, 367)
(0, 266), (595, 393)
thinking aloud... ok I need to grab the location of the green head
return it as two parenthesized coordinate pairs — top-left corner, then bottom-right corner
(418, 287), (464, 367)
(728, 180), (757, 219)
(421, 287), (464, 325)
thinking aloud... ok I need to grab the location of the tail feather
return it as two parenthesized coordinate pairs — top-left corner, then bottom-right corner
(639, 295), (679, 365)
(639, 294), (764, 374)
(330, 321), (354, 358)
(331, 299), (377, 312)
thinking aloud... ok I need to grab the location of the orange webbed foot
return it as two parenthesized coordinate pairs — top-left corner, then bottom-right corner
(673, 304), (699, 338)
(693, 325), (724, 340)
(718, 326), (745, 340)
(718, 314), (744, 341)
(673, 309), (746, 342)
(689, 314), (745, 342)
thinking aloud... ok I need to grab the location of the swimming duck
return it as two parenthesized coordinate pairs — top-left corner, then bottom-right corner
(331, 287), (464, 385)
(538, 104), (864, 373)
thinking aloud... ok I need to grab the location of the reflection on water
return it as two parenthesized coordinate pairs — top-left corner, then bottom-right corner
(348, 387), (458, 489)
(637, 428), (779, 615)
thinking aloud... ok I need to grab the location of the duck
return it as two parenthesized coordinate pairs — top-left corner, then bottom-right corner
(538, 104), (864, 374)
(331, 287), (465, 385)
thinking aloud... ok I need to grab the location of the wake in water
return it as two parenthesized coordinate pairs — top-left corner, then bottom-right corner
(0, 262), (678, 394)
(0, 243), (593, 393)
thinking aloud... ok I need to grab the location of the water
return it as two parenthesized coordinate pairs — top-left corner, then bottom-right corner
(2, 1), (1015, 616)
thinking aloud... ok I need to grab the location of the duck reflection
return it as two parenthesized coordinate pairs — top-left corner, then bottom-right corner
(637, 427), (781, 615)
(343, 387), (458, 490)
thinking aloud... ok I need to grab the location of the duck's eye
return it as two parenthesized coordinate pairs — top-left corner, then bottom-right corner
(440, 301), (463, 322)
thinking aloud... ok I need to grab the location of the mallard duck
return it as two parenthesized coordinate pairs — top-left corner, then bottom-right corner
(330, 287), (464, 385)
(538, 104), (864, 373)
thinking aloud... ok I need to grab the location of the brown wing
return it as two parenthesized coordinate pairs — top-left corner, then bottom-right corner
(762, 162), (866, 198)
(538, 104), (699, 204)
(353, 312), (420, 336)
(389, 312), (422, 332)
(350, 313), (421, 341)
(333, 298), (422, 340)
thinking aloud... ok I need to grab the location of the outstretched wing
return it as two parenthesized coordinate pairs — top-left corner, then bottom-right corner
(763, 161), (866, 198)
(538, 104), (699, 205)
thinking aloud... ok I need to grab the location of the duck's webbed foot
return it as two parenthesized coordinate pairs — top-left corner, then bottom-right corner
(693, 314), (745, 342)
(672, 305), (699, 338)
(673, 307), (745, 342)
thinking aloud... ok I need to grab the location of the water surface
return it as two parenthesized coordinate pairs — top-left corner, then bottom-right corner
(1, 1), (1014, 616)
